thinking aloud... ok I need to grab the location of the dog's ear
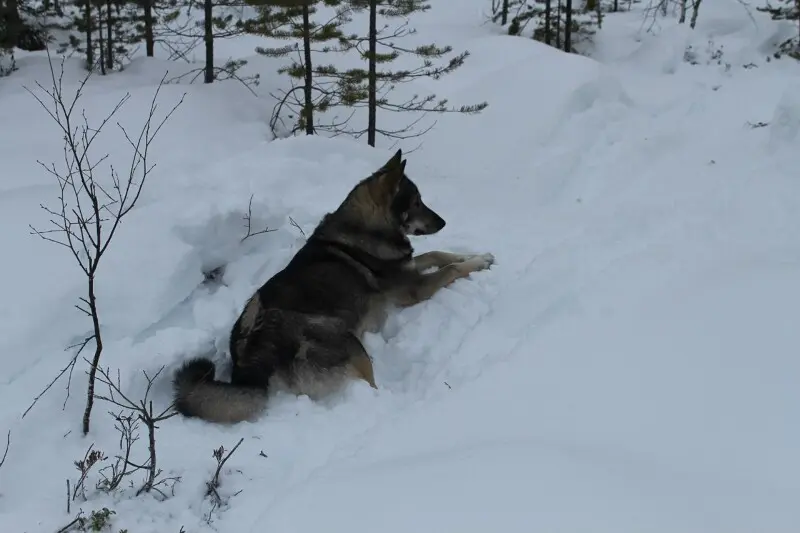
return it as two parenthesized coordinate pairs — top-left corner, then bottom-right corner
(372, 153), (405, 202)
(383, 149), (403, 170)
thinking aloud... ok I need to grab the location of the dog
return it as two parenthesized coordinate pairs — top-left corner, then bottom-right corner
(172, 149), (495, 424)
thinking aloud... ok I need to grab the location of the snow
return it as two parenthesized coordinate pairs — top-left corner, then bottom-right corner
(2, 0), (800, 531)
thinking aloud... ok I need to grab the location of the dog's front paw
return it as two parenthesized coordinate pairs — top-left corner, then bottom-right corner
(462, 252), (495, 273)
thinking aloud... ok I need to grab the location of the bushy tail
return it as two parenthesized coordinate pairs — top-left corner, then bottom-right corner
(172, 357), (268, 424)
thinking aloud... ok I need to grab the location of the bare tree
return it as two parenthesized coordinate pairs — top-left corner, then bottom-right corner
(94, 365), (181, 499)
(96, 411), (140, 492)
(23, 50), (184, 436)
(56, 368), (178, 533)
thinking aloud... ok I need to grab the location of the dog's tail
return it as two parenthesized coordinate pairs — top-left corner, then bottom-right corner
(172, 357), (268, 424)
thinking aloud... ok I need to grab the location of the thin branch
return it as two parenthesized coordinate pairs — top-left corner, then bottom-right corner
(55, 514), (83, 533)
(0, 430), (10, 470)
(241, 195), (277, 242)
(288, 216), (306, 239)
(205, 437), (245, 522)
(21, 335), (94, 419)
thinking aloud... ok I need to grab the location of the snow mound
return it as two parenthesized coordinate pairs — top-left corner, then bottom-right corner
(768, 82), (800, 151)
(625, 23), (695, 75)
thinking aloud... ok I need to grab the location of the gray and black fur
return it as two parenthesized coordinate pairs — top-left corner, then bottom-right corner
(173, 149), (495, 424)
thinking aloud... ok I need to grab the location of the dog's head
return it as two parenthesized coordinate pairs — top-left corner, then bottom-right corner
(367, 149), (446, 236)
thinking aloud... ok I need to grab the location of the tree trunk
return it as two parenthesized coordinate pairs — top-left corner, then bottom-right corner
(302, 2), (314, 135)
(97, 4), (106, 74)
(105, 0), (113, 70)
(81, 274), (102, 436)
(84, 0), (93, 69)
(556, 0), (561, 49)
(564, 0), (572, 52)
(1, 0), (22, 48)
(501, 0), (509, 25)
(595, 0), (603, 29)
(204, 0), (214, 83)
(143, 0), (154, 57)
(689, 0), (702, 29)
(679, 0), (686, 23)
(367, 0), (377, 147)
(545, 0), (552, 45)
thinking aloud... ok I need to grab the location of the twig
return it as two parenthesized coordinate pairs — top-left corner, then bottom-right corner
(210, 438), (244, 490)
(71, 444), (105, 501)
(205, 437), (245, 521)
(55, 513), (83, 533)
(288, 216), (306, 239)
(96, 411), (139, 492)
(241, 195), (277, 243)
(21, 336), (92, 419)
(0, 430), (9, 470)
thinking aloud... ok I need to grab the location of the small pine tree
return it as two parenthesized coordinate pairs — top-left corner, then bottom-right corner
(0, 45), (15, 77)
(247, 0), (355, 136)
(67, 0), (138, 73)
(758, 0), (800, 58)
(198, 0), (248, 82)
(507, 0), (600, 54)
(127, 0), (168, 57)
(0, 0), (17, 76)
(335, 0), (487, 146)
(1, 0), (52, 56)
(490, 0), (525, 26)
(66, 0), (96, 70)
(154, 0), (255, 82)
(152, 3), (259, 87)
(105, 0), (141, 70)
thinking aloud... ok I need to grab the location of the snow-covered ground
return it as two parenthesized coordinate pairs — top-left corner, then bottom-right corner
(2, 1), (800, 531)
